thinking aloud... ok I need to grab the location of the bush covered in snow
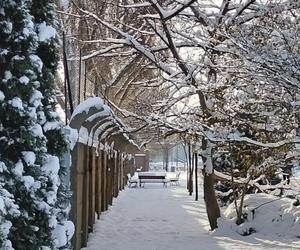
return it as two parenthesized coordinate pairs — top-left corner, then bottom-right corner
(215, 194), (300, 238)
(0, 0), (73, 249)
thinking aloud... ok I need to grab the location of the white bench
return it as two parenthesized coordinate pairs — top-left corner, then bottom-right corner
(169, 172), (180, 186)
(138, 172), (167, 188)
(127, 174), (138, 188)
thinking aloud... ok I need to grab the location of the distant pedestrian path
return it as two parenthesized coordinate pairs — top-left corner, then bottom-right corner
(81, 176), (299, 250)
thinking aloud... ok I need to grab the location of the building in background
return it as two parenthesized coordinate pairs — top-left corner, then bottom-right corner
(147, 142), (188, 172)
(134, 153), (150, 172)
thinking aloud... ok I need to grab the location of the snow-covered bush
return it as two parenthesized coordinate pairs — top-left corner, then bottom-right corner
(0, 0), (73, 248)
(216, 194), (300, 238)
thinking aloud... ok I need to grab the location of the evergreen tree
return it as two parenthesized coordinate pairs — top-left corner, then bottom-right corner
(0, 0), (72, 249)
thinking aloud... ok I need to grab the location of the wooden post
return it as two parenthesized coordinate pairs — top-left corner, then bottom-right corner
(123, 158), (128, 183)
(106, 154), (110, 206)
(113, 152), (118, 198)
(88, 147), (96, 231)
(120, 153), (124, 190)
(110, 154), (114, 204)
(107, 155), (113, 206)
(116, 152), (120, 193)
(102, 151), (108, 211)
(70, 143), (85, 250)
(111, 154), (114, 202)
(81, 145), (90, 248)
(95, 150), (102, 219)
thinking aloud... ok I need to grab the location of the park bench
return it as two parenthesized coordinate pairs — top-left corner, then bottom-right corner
(169, 172), (180, 186)
(138, 172), (168, 188)
(127, 174), (138, 188)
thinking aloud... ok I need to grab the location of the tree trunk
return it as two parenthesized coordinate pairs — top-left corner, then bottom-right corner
(195, 153), (198, 201)
(203, 172), (220, 230)
(183, 143), (189, 190)
(187, 168), (190, 191)
(201, 138), (220, 230)
(188, 143), (193, 195)
(164, 148), (169, 172)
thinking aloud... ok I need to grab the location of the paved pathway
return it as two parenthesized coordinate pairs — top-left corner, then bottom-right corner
(82, 176), (299, 250)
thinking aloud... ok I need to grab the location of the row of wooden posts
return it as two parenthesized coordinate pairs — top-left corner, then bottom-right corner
(70, 142), (135, 250)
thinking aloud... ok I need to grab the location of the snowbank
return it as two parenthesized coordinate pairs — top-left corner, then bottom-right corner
(53, 221), (75, 248)
(216, 194), (300, 238)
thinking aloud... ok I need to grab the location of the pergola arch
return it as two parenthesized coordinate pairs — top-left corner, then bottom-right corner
(67, 97), (139, 250)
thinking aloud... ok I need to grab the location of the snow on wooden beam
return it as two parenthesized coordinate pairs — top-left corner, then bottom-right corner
(68, 97), (138, 153)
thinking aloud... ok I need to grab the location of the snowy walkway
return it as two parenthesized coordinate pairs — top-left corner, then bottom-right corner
(82, 177), (300, 250)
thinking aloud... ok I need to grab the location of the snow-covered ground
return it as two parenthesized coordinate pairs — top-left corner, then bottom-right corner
(82, 174), (300, 250)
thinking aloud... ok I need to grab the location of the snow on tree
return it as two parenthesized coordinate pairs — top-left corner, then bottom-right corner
(66, 0), (300, 230)
(58, 0), (168, 148)
(0, 0), (73, 249)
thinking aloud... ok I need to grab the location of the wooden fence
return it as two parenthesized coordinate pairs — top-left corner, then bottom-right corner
(68, 97), (138, 250)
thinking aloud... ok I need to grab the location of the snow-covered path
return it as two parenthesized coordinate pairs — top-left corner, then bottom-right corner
(82, 178), (300, 250)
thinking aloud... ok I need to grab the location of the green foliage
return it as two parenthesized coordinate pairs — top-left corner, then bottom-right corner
(0, 0), (71, 249)
(44, 129), (67, 157)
